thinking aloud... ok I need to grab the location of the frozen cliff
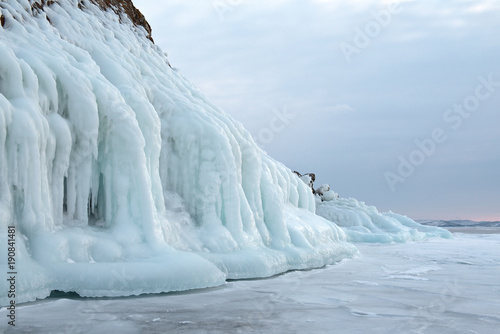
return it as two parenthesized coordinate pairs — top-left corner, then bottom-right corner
(0, 0), (450, 306)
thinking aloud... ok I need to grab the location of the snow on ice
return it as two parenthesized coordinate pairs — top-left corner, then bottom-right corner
(0, 0), (450, 306)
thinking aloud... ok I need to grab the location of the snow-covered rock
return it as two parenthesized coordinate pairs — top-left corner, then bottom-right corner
(316, 197), (452, 243)
(321, 190), (339, 202)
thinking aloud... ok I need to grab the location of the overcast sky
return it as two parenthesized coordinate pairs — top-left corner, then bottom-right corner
(133, 0), (500, 221)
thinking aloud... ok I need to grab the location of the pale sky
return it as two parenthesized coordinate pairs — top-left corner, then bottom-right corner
(133, 0), (500, 221)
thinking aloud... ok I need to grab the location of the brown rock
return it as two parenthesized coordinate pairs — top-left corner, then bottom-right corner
(89, 0), (153, 42)
(27, 0), (153, 42)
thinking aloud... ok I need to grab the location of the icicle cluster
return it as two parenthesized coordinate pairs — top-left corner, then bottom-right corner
(0, 0), (449, 305)
(0, 0), (357, 304)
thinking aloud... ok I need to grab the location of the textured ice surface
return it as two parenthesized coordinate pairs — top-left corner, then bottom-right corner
(316, 197), (452, 243)
(0, 0), (448, 306)
(1, 231), (498, 334)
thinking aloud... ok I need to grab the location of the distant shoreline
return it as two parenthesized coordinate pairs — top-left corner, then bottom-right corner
(444, 227), (500, 234)
(417, 220), (500, 234)
(418, 220), (500, 227)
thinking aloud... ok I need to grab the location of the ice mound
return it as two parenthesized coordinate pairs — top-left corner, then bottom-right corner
(316, 197), (452, 243)
(0, 0), (358, 305)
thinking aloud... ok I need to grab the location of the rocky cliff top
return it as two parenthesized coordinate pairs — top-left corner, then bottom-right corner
(88, 0), (153, 41)
(7, 0), (153, 42)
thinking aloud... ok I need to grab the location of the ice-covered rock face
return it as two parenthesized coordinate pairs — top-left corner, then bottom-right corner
(0, 0), (452, 306)
(316, 198), (452, 243)
(0, 0), (357, 304)
(30, 0), (152, 40)
(87, 0), (153, 41)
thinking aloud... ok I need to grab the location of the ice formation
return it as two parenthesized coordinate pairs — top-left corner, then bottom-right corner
(0, 0), (449, 306)
(316, 197), (452, 243)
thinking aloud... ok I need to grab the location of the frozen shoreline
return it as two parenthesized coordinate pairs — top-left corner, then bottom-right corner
(2, 229), (499, 334)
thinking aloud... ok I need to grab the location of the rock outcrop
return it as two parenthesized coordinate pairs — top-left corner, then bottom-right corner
(20, 0), (153, 41)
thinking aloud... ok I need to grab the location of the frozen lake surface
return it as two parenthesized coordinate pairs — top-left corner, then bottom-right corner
(2, 229), (499, 334)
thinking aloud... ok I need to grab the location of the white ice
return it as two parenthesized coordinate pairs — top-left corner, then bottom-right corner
(0, 0), (449, 306)
(316, 197), (452, 243)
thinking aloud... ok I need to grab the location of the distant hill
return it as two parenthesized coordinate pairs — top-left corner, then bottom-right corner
(418, 220), (500, 228)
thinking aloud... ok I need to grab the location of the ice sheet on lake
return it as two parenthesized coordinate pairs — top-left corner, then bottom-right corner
(2, 232), (498, 334)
